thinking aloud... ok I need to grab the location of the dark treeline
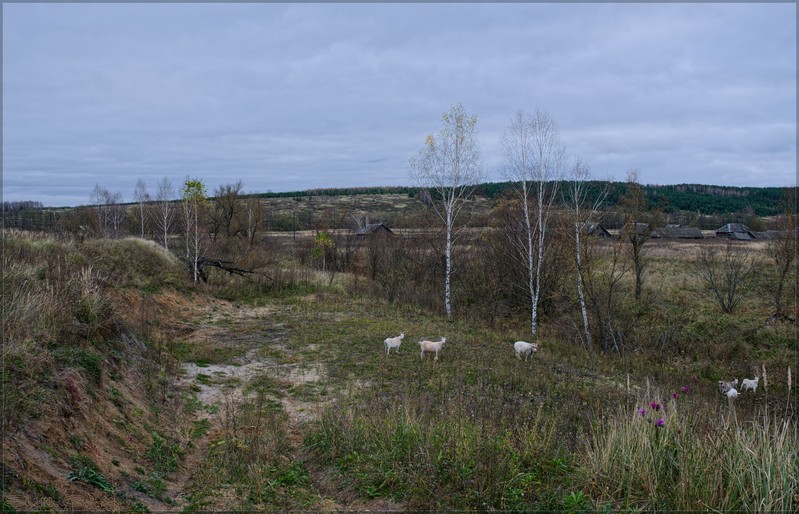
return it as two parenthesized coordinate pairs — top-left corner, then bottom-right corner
(258, 182), (791, 216)
(2, 201), (59, 231)
(477, 181), (792, 216)
(257, 186), (417, 199)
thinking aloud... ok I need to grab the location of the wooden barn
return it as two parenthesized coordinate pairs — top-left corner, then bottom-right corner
(621, 222), (653, 238)
(715, 223), (756, 240)
(356, 222), (394, 237)
(652, 225), (704, 239)
(576, 222), (612, 238)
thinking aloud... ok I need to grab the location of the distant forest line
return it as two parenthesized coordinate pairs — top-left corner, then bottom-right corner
(256, 182), (792, 217)
(3, 182), (795, 234)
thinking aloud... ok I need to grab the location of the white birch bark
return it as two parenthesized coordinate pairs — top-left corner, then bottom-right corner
(567, 160), (608, 349)
(154, 177), (174, 250)
(410, 103), (482, 320)
(133, 179), (148, 239)
(502, 110), (564, 337)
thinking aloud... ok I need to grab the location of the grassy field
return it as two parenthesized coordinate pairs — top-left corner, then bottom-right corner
(2, 229), (796, 512)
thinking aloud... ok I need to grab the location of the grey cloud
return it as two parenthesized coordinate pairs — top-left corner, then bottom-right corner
(3, 3), (795, 206)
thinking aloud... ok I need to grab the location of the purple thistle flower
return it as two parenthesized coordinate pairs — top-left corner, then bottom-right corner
(655, 419), (665, 427)
(649, 402), (662, 411)
(681, 386), (691, 394)
(638, 408), (647, 416)
(672, 393), (679, 399)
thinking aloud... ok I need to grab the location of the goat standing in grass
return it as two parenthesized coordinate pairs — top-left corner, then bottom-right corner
(418, 337), (446, 361)
(384, 332), (404, 355)
(741, 376), (759, 392)
(718, 378), (738, 395)
(513, 341), (539, 361)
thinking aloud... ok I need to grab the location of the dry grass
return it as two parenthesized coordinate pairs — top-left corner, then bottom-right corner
(580, 385), (797, 511)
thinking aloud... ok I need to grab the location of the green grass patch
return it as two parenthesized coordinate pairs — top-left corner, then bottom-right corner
(67, 456), (113, 493)
(146, 431), (185, 474)
(167, 340), (243, 365)
(195, 373), (213, 386)
(190, 419), (212, 439)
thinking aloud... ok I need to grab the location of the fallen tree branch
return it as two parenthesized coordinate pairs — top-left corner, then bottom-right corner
(182, 257), (254, 283)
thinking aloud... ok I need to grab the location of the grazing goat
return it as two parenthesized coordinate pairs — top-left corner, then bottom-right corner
(418, 337), (446, 361)
(718, 378), (738, 395)
(383, 333), (404, 355)
(741, 376), (759, 393)
(513, 341), (539, 361)
(725, 387), (739, 400)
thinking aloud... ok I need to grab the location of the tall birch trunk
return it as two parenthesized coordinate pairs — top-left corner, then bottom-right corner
(574, 210), (591, 347)
(445, 207), (453, 319)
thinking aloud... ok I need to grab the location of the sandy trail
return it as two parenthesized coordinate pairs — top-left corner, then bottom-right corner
(156, 299), (333, 509)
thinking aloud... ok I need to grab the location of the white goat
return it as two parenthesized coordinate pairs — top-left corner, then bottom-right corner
(718, 378), (738, 395)
(383, 332), (404, 355)
(741, 376), (759, 393)
(513, 341), (539, 361)
(725, 387), (739, 400)
(418, 337), (446, 361)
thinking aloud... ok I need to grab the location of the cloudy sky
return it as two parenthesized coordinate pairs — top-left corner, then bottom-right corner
(3, 3), (796, 207)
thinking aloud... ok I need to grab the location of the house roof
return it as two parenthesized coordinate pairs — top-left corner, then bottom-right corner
(621, 222), (652, 236)
(356, 223), (393, 236)
(716, 223), (756, 239)
(716, 223), (752, 234)
(576, 222), (611, 236)
(652, 227), (704, 239)
(752, 230), (779, 240)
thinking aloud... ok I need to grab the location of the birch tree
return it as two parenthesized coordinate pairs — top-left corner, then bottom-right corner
(153, 177), (175, 249)
(410, 103), (482, 319)
(182, 177), (208, 285)
(90, 184), (108, 237)
(501, 109), (565, 337)
(107, 191), (124, 238)
(89, 184), (123, 238)
(133, 179), (149, 239)
(564, 160), (608, 349)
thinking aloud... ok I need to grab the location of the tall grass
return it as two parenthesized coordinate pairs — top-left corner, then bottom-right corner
(579, 387), (797, 511)
(305, 381), (567, 510)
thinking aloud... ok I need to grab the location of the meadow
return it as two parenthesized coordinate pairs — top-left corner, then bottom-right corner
(1, 196), (796, 511)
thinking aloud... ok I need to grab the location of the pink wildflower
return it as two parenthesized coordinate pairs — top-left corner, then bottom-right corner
(681, 386), (691, 394)
(655, 419), (665, 427)
(638, 408), (647, 416)
(672, 392), (679, 399)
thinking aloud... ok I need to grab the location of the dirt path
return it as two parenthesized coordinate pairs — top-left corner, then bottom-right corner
(156, 299), (341, 510)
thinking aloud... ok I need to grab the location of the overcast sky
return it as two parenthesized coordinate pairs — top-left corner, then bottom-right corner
(3, 3), (796, 207)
